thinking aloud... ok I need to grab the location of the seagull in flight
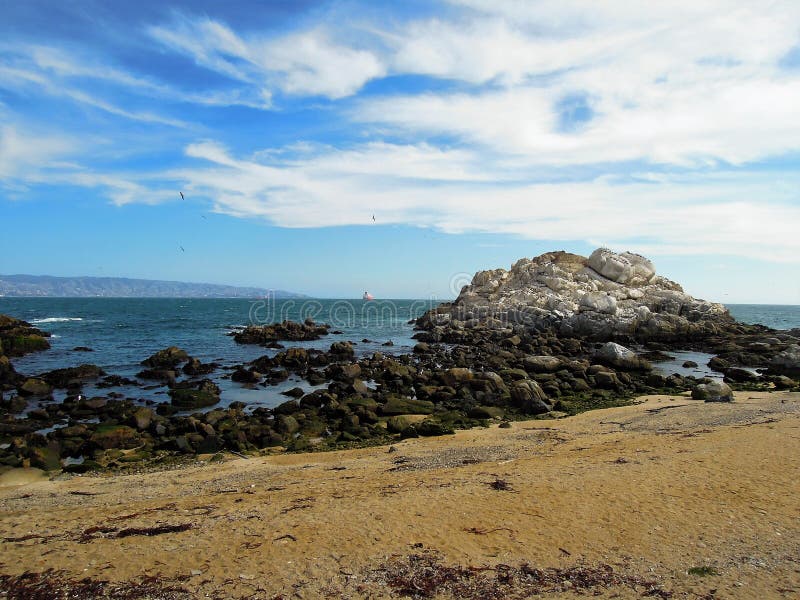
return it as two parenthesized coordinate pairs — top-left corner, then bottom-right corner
(179, 245), (185, 252)
(179, 191), (185, 200)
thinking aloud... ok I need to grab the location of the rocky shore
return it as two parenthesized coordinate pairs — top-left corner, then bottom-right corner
(1, 249), (798, 474)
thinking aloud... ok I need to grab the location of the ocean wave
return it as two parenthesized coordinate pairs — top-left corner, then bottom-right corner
(31, 317), (83, 324)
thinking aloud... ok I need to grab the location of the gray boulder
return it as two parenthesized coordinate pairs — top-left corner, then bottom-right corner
(594, 342), (651, 371)
(509, 379), (551, 415)
(692, 381), (733, 402)
(770, 344), (800, 375)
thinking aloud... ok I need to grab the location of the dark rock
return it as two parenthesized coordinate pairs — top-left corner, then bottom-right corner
(523, 356), (562, 373)
(508, 379), (551, 414)
(0, 394), (27, 413)
(183, 358), (217, 376)
(769, 344), (800, 375)
(231, 368), (261, 384)
(330, 341), (355, 359)
(380, 395), (435, 415)
(415, 419), (455, 436)
(41, 364), (105, 388)
(80, 396), (108, 410)
(682, 361), (698, 368)
(440, 368), (473, 387)
(281, 387), (305, 399)
(594, 371), (622, 390)
(640, 350), (676, 362)
(136, 368), (177, 384)
(0, 314), (51, 357)
(132, 407), (154, 430)
(275, 347), (309, 370)
(141, 346), (190, 368)
(18, 378), (52, 397)
(233, 320), (330, 344)
(169, 379), (221, 409)
(89, 425), (142, 449)
(29, 443), (62, 471)
(771, 375), (797, 390)
(708, 356), (730, 372)
(0, 355), (20, 386)
(724, 368), (759, 383)
(274, 399), (301, 415)
(72, 346), (93, 352)
(386, 415), (415, 434)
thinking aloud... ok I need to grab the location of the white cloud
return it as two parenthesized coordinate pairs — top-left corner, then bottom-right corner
(357, 1), (800, 167)
(148, 16), (385, 99)
(0, 63), (191, 128)
(170, 141), (800, 263)
(0, 125), (73, 180)
(0, 44), (273, 114)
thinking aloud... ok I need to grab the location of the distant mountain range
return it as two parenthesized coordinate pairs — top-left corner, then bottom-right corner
(0, 275), (307, 299)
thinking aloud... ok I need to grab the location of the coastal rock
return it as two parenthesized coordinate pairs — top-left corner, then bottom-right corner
(523, 356), (563, 373)
(41, 364), (105, 388)
(724, 367), (759, 383)
(0, 355), (20, 386)
(594, 342), (651, 371)
(19, 378), (53, 397)
(769, 344), (800, 375)
(508, 379), (551, 414)
(169, 379), (221, 409)
(183, 358), (217, 376)
(233, 320), (330, 345)
(89, 425), (142, 450)
(381, 395), (435, 416)
(692, 381), (733, 402)
(330, 341), (355, 359)
(0, 314), (51, 357)
(141, 346), (189, 368)
(417, 248), (733, 342)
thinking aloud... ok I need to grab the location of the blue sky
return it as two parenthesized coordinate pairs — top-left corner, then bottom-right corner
(1, 0), (799, 303)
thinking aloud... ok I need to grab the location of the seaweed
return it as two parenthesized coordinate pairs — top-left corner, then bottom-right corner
(0, 570), (197, 599)
(370, 551), (673, 599)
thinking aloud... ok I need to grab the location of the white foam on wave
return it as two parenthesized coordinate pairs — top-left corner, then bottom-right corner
(31, 317), (83, 324)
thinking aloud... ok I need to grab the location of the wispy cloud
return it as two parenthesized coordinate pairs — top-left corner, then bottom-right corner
(169, 141), (800, 263)
(148, 15), (385, 100)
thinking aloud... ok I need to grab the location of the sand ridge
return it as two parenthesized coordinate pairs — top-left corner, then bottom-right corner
(1, 391), (799, 599)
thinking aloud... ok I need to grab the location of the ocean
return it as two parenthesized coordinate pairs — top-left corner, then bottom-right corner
(2, 298), (798, 409)
(1, 298), (438, 411)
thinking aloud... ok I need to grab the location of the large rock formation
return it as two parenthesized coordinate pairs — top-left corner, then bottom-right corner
(418, 248), (735, 342)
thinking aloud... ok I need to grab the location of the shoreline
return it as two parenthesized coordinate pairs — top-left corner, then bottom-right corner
(2, 390), (798, 598)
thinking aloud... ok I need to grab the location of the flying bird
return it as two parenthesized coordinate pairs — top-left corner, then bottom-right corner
(179, 191), (185, 200)
(372, 214), (375, 222)
(179, 245), (185, 252)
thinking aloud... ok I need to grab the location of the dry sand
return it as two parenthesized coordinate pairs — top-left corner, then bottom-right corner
(1, 390), (799, 599)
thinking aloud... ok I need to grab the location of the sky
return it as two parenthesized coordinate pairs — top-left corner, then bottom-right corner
(1, 0), (799, 303)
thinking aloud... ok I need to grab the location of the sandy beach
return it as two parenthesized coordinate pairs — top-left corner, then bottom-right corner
(1, 390), (799, 599)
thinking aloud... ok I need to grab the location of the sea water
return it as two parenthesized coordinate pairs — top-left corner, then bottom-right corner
(1, 297), (437, 410)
